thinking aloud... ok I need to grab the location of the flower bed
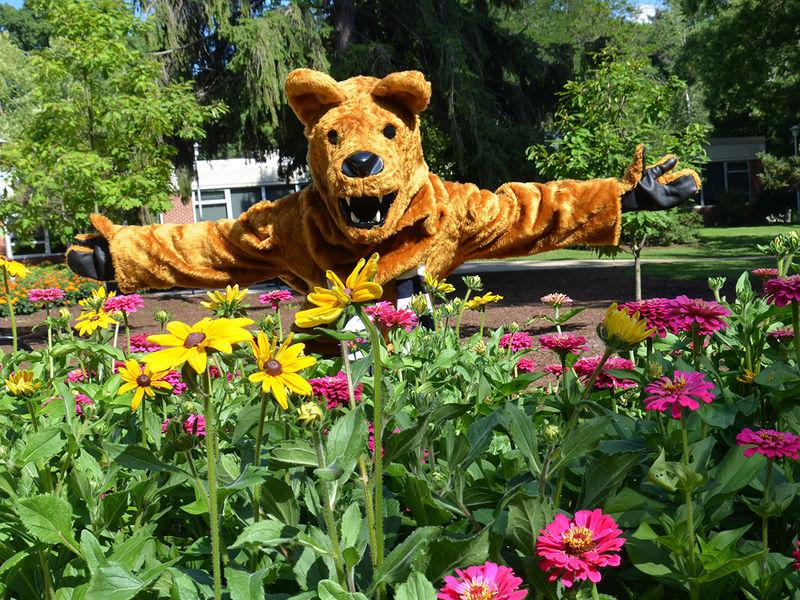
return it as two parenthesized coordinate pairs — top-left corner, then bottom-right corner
(0, 260), (97, 316)
(2, 234), (800, 599)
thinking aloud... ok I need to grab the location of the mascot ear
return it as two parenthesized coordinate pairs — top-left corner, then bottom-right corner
(285, 69), (348, 127)
(372, 71), (431, 115)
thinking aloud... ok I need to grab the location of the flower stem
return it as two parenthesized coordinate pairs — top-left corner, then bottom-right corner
(46, 306), (54, 379)
(792, 302), (800, 366)
(2, 267), (18, 352)
(761, 458), (774, 583)
(123, 313), (131, 356)
(140, 394), (147, 447)
(691, 323), (701, 371)
(358, 309), (385, 570)
(591, 583), (600, 600)
(454, 290), (472, 339)
(203, 371), (223, 600)
(554, 305), (561, 334)
(340, 340), (378, 569)
(681, 414), (698, 597)
(312, 430), (347, 586)
(37, 549), (54, 600)
(478, 311), (486, 339)
(252, 392), (269, 522)
(276, 306), (284, 340)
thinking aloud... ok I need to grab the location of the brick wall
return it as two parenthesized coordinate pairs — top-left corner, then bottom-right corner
(0, 233), (6, 258)
(161, 195), (195, 224)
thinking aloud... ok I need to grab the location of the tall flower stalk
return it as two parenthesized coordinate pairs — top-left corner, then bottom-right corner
(202, 370), (223, 600)
(680, 413), (699, 600)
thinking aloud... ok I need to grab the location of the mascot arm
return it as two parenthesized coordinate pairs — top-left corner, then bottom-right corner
(459, 146), (701, 261)
(67, 200), (290, 292)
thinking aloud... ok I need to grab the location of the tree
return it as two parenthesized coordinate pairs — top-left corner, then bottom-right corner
(0, 32), (33, 141)
(528, 51), (710, 299)
(0, 0), (224, 245)
(0, 1), (50, 50)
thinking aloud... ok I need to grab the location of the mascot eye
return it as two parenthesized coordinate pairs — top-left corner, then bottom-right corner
(327, 130), (339, 145)
(382, 124), (396, 139)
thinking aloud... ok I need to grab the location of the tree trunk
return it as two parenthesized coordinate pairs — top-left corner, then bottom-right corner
(331, 0), (355, 55)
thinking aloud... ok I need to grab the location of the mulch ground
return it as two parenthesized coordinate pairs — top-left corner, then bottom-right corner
(2, 265), (735, 354)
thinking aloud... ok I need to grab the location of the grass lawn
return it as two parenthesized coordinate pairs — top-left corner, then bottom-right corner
(516, 224), (800, 262)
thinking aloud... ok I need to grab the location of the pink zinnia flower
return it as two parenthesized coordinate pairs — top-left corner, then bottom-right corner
(310, 371), (363, 409)
(516, 358), (536, 373)
(539, 333), (587, 356)
(736, 428), (800, 459)
(793, 542), (800, 570)
(667, 295), (730, 335)
(163, 370), (187, 395)
(537, 509), (625, 588)
(258, 289), (294, 309)
(103, 294), (145, 315)
(161, 419), (171, 434)
(621, 298), (673, 338)
(365, 301), (419, 331)
(75, 393), (94, 416)
(643, 370), (715, 419)
(543, 364), (563, 377)
(437, 561), (526, 600)
(572, 356), (636, 389)
(500, 332), (535, 352)
(27, 288), (65, 303)
(768, 327), (795, 342)
(540, 293), (573, 307)
(752, 268), (779, 279)
(764, 276), (800, 307)
(183, 414), (206, 437)
(130, 334), (161, 353)
(66, 368), (89, 383)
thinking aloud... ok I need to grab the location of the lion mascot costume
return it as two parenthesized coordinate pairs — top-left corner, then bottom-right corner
(67, 69), (701, 308)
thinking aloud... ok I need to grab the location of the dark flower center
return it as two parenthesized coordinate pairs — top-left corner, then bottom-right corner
(136, 374), (151, 387)
(184, 332), (206, 348)
(758, 431), (784, 443)
(661, 377), (687, 393)
(343, 287), (352, 297)
(265, 359), (283, 376)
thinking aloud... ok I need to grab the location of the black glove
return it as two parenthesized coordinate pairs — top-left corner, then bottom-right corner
(621, 150), (700, 212)
(66, 233), (115, 281)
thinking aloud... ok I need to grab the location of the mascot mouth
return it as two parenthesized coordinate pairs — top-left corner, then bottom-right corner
(338, 191), (398, 229)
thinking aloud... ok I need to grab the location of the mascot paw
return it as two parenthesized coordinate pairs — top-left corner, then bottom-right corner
(66, 233), (115, 281)
(621, 147), (701, 212)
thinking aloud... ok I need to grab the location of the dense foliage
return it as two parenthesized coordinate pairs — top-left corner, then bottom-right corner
(0, 0), (223, 244)
(3, 235), (800, 598)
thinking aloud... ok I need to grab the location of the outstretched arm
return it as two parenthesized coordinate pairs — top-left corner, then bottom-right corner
(67, 194), (298, 292)
(458, 146), (701, 262)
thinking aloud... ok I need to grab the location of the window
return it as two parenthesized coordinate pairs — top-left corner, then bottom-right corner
(194, 189), (229, 222)
(5, 228), (65, 258)
(230, 187), (263, 218)
(264, 185), (295, 201)
(700, 161), (751, 206)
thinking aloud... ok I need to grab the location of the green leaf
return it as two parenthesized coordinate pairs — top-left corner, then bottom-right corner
(226, 567), (267, 600)
(580, 451), (641, 507)
(230, 519), (301, 550)
(395, 572), (437, 600)
(17, 494), (81, 556)
(317, 579), (369, 600)
(506, 494), (554, 553)
(86, 564), (144, 600)
(271, 441), (319, 467)
(368, 526), (440, 594)
(705, 446), (766, 501)
(80, 530), (109, 575)
(462, 413), (498, 467)
(326, 406), (368, 481)
(113, 445), (188, 475)
(505, 404), (540, 474)
(425, 528), (490, 582)
(553, 416), (610, 470)
(18, 428), (66, 465)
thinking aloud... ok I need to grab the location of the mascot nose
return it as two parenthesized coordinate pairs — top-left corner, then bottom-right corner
(342, 151), (384, 178)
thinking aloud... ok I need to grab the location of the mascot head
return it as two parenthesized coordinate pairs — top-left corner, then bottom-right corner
(285, 69), (432, 245)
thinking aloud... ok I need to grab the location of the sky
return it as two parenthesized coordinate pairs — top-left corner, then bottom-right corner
(3, 0), (23, 8)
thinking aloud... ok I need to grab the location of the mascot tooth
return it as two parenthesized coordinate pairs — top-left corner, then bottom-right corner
(67, 69), (701, 315)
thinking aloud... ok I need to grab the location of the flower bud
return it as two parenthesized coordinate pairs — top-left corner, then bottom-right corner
(410, 293), (430, 315)
(507, 321), (520, 333)
(181, 400), (197, 414)
(297, 402), (323, 427)
(471, 340), (487, 354)
(707, 276), (726, 292)
(59, 307), (72, 320)
(462, 275), (484, 292)
(646, 361), (664, 379)
(543, 423), (561, 443)
(93, 422), (109, 437)
(430, 468), (449, 490)
(258, 313), (278, 334)
(154, 309), (172, 325)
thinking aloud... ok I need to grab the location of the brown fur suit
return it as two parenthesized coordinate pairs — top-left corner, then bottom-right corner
(69, 69), (701, 302)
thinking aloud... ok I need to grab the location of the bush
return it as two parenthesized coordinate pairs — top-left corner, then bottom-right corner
(644, 206), (704, 245)
(3, 242), (800, 599)
(0, 261), (96, 316)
